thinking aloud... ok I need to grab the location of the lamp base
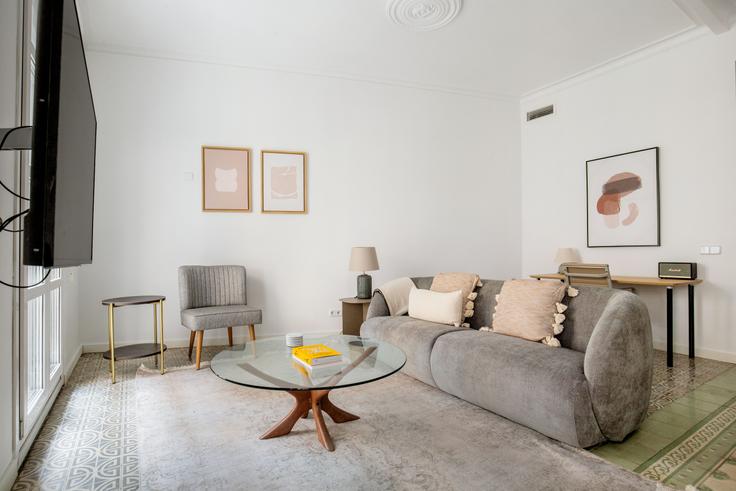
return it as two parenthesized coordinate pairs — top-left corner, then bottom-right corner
(356, 274), (372, 299)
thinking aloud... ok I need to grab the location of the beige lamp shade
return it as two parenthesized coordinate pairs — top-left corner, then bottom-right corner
(349, 247), (379, 273)
(554, 247), (581, 265)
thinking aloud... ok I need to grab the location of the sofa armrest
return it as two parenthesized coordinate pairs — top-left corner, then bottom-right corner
(583, 291), (653, 441)
(366, 291), (390, 319)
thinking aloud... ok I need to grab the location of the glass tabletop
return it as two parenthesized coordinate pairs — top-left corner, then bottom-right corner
(210, 334), (406, 391)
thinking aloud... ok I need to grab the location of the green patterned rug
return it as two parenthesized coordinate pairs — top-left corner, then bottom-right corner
(636, 392), (736, 490)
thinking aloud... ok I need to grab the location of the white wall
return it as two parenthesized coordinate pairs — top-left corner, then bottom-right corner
(521, 28), (736, 361)
(78, 51), (521, 347)
(0, 1), (20, 487)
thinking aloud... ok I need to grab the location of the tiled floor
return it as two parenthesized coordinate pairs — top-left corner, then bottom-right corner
(12, 346), (736, 490)
(591, 353), (736, 489)
(12, 346), (223, 490)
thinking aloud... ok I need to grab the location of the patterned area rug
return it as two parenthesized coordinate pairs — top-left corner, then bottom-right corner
(135, 366), (658, 490)
(11, 348), (734, 490)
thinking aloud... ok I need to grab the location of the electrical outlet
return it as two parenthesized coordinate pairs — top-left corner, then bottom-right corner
(328, 309), (342, 317)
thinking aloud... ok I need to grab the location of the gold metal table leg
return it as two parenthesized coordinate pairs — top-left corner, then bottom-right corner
(107, 304), (116, 384)
(159, 299), (165, 374)
(153, 303), (158, 368)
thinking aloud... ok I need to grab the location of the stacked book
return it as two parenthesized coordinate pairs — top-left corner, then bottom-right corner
(292, 344), (346, 374)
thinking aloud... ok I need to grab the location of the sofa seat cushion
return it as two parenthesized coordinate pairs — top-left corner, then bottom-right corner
(181, 305), (262, 330)
(360, 316), (463, 387)
(430, 330), (605, 447)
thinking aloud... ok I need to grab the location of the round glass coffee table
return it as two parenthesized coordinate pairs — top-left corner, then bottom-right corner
(210, 334), (406, 451)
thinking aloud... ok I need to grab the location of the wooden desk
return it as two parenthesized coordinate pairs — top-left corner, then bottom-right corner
(340, 297), (371, 336)
(530, 274), (702, 368)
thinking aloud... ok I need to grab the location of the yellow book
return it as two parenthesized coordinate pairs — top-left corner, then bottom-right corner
(292, 344), (342, 366)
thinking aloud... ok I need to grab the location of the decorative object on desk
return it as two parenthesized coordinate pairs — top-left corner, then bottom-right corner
(554, 247), (581, 271)
(586, 147), (660, 247)
(285, 333), (304, 347)
(349, 246), (379, 299)
(492, 280), (568, 347)
(202, 146), (251, 212)
(261, 150), (307, 213)
(658, 262), (697, 280)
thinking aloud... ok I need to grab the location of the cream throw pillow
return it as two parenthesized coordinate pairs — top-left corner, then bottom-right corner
(408, 288), (464, 326)
(430, 272), (480, 321)
(492, 280), (567, 347)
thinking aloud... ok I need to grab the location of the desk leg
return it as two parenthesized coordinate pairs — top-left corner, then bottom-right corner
(688, 285), (695, 360)
(666, 287), (673, 368)
(108, 305), (116, 384)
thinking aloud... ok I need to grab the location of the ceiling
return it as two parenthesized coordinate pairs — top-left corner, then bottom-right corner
(77, 0), (701, 98)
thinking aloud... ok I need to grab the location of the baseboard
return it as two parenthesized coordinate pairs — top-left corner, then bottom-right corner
(653, 340), (736, 364)
(64, 344), (83, 382)
(0, 456), (18, 491)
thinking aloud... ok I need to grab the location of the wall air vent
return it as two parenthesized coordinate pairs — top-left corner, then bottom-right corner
(526, 105), (554, 122)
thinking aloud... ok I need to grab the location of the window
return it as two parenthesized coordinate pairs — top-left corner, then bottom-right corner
(18, 0), (63, 443)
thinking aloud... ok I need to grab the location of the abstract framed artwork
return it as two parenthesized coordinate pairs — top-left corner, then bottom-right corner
(586, 147), (660, 247)
(201, 146), (251, 212)
(261, 150), (308, 214)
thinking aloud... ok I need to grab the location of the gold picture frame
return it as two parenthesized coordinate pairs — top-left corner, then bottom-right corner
(260, 150), (308, 214)
(201, 145), (252, 212)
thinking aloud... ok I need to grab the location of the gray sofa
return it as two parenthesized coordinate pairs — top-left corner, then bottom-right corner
(360, 277), (653, 448)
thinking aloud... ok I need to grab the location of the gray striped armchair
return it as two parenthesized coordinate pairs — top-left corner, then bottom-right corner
(178, 265), (262, 369)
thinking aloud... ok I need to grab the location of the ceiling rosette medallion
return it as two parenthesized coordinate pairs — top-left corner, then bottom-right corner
(386, 0), (462, 31)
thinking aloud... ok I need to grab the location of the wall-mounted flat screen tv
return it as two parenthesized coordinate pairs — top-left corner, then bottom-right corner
(24, 0), (97, 268)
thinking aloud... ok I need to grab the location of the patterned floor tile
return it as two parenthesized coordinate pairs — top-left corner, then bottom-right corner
(13, 345), (223, 491)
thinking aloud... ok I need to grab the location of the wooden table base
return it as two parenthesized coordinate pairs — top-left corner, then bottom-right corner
(260, 390), (359, 451)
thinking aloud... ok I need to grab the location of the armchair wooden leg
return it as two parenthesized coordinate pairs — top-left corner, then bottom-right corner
(195, 330), (204, 369)
(188, 330), (196, 359)
(249, 324), (256, 341)
(227, 326), (233, 346)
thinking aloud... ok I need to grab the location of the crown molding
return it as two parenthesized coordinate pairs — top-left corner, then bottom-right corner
(521, 25), (709, 103)
(84, 43), (517, 102)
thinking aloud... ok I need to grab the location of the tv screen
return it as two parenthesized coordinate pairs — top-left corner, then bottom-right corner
(24, 0), (97, 268)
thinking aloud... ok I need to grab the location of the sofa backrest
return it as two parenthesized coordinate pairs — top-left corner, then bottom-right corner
(411, 276), (622, 353)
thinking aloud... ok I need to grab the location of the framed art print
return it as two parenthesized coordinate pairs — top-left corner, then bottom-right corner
(586, 147), (660, 247)
(261, 150), (307, 214)
(202, 146), (251, 212)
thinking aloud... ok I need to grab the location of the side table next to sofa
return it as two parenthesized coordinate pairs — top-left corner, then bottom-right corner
(340, 297), (371, 336)
(101, 295), (167, 383)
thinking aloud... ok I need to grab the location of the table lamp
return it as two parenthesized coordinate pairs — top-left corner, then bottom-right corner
(349, 247), (379, 299)
(554, 247), (581, 270)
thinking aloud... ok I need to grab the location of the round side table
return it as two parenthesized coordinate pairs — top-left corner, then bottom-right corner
(101, 295), (167, 383)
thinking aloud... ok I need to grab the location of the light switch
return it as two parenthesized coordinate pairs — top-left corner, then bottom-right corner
(710, 245), (721, 255)
(700, 246), (710, 255)
(183, 172), (194, 181)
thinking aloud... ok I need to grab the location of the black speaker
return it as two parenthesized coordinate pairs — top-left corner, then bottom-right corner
(658, 262), (697, 280)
